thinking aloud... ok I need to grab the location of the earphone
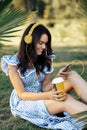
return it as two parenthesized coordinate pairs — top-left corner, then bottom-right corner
(24, 23), (42, 44)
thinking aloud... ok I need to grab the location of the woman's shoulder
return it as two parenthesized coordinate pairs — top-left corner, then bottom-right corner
(1, 54), (20, 65)
(1, 54), (20, 75)
(43, 66), (54, 74)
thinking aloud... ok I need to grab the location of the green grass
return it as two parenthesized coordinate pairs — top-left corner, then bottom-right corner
(52, 45), (87, 80)
(0, 19), (87, 130)
(0, 43), (87, 130)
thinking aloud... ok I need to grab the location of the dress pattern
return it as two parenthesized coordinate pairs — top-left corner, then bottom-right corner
(1, 55), (84, 130)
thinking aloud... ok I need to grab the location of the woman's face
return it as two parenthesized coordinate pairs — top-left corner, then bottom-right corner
(35, 34), (48, 55)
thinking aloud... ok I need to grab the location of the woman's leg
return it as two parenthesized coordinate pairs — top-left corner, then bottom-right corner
(44, 94), (87, 115)
(64, 71), (87, 103)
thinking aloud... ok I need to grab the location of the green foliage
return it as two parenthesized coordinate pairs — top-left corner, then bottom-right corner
(0, 0), (12, 13)
(77, 0), (87, 17)
(0, 0), (29, 43)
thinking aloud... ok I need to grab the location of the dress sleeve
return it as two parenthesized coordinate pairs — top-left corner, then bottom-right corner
(43, 66), (54, 74)
(48, 52), (56, 61)
(1, 55), (19, 76)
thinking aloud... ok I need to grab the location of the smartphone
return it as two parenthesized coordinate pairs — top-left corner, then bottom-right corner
(63, 64), (72, 72)
(66, 64), (72, 68)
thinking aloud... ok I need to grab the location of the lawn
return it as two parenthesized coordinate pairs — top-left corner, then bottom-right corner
(0, 19), (87, 130)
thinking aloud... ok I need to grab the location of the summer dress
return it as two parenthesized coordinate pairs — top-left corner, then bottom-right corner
(1, 55), (84, 130)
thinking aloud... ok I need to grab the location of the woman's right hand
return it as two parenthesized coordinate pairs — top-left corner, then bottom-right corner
(47, 89), (67, 101)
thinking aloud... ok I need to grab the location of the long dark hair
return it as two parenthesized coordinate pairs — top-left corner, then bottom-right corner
(17, 23), (53, 74)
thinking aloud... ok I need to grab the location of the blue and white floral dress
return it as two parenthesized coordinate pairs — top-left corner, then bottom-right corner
(1, 55), (83, 130)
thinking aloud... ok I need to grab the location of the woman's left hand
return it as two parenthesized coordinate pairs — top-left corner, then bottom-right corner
(56, 64), (72, 79)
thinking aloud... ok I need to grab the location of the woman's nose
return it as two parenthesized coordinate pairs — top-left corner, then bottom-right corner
(42, 43), (46, 49)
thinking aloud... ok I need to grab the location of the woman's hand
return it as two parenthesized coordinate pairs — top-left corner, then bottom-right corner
(47, 88), (67, 101)
(56, 64), (72, 79)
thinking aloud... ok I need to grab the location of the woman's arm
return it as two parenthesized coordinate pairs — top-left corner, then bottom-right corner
(42, 73), (54, 92)
(8, 65), (54, 101)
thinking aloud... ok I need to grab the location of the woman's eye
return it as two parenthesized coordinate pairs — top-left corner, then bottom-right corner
(39, 41), (47, 45)
(39, 42), (43, 45)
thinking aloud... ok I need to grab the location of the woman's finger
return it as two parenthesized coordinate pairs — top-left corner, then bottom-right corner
(54, 90), (65, 94)
(53, 95), (67, 101)
(53, 90), (67, 101)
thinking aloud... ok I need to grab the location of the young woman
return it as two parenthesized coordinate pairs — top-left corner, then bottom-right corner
(1, 23), (87, 130)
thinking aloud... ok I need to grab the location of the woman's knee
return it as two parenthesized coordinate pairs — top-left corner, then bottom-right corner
(64, 94), (76, 110)
(68, 71), (79, 79)
(44, 99), (66, 114)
